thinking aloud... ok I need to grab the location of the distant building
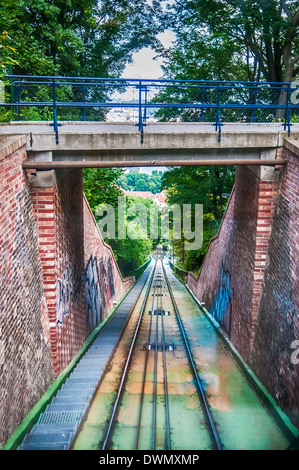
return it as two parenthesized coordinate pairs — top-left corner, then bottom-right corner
(124, 167), (167, 175)
(122, 189), (167, 208)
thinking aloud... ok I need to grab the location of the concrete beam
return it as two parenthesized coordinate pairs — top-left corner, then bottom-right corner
(52, 147), (266, 163)
(1, 122), (298, 154)
(29, 168), (74, 188)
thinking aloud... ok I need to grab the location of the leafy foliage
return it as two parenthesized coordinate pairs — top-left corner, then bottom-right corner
(118, 170), (163, 194)
(161, 165), (235, 272)
(0, 0), (161, 76)
(159, 0), (299, 84)
(83, 168), (156, 277)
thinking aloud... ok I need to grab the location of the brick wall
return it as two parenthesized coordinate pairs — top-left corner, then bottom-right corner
(187, 148), (299, 427)
(229, 166), (279, 361)
(32, 169), (134, 377)
(251, 146), (299, 427)
(187, 165), (279, 362)
(0, 138), (54, 447)
(32, 170), (86, 376)
(83, 194), (133, 327)
(187, 186), (236, 335)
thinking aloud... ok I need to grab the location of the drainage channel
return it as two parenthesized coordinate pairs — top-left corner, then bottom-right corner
(17, 262), (154, 450)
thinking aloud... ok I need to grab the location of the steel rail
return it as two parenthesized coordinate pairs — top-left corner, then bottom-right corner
(22, 159), (287, 170)
(161, 262), (223, 450)
(152, 270), (160, 450)
(101, 260), (157, 450)
(134, 262), (158, 450)
(159, 261), (172, 450)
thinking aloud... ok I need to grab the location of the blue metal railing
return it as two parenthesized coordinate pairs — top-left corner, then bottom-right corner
(1, 75), (299, 144)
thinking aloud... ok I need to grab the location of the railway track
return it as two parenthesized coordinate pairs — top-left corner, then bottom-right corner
(100, 254), (222, 451)
(18, 251), (295, 451)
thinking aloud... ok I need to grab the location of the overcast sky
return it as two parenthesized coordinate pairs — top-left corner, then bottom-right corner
(122, 0), (176, 80)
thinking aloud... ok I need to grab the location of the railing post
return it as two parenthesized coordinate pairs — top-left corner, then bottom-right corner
(143, 84), (148, 123)
(138, 80), (144, 143)
(215, 84), (222, 142)
(9, 71), (15, 117)
(52, 78), (59, 144)
(200, 87), (206, 122)
(284, 83), (291, 136)
(251, 86), (258, 123)
(82, 84), (87, 121)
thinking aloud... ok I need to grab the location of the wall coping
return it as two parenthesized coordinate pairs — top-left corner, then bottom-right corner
(283, 137), (299, 158)
(0, 135), (26, 162)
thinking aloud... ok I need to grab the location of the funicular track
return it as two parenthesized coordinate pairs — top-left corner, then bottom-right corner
(100, 255), (222, 451)
(17, 253), (297, 451)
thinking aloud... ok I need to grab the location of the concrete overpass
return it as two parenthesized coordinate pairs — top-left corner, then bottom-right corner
(0, 121), (298, 170)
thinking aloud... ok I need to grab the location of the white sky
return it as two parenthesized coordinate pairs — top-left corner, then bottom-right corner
(121, 21), (176, 80)
(120, 0), (176, 79)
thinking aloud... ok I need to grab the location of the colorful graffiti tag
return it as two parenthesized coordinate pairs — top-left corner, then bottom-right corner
(85, 255), (102, 328)
(210, 263), (231, 334)
(56, 266), (74, 325)
(56, 255), (115, 327)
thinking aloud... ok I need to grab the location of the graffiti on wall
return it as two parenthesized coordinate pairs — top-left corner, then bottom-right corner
(107, 256), (115, 299)
(56, 266), (74, 325)
(56, 255), (115, 327)
(85, 255), (102, 328)
(210, 262), (231, 334)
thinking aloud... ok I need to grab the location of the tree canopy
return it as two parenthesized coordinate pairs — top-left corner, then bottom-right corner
(83, 168), (156, 277)
(0, 0), (161, 76)
(159, 0), (299, 84)
(161, 165), (235, 272)
(118, 170), (163, 194)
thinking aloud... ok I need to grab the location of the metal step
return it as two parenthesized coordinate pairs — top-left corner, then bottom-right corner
(38, 411), (83, 425)
(22, 431), (73, 445)
(18, 443), (68, 450)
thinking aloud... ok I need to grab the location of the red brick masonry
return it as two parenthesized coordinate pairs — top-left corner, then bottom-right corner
(0, 138), (133, 446)
(187, 144), (299, 428)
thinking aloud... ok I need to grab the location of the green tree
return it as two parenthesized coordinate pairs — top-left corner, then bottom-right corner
(161, 165), (235, 272)
(155, 0), (299, 120)
(83, 168), (156, 277)
(160, 0), (299, 84)
(117, 171), (163, 194)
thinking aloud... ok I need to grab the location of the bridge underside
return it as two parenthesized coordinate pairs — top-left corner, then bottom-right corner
(1, 122), (298, 168)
